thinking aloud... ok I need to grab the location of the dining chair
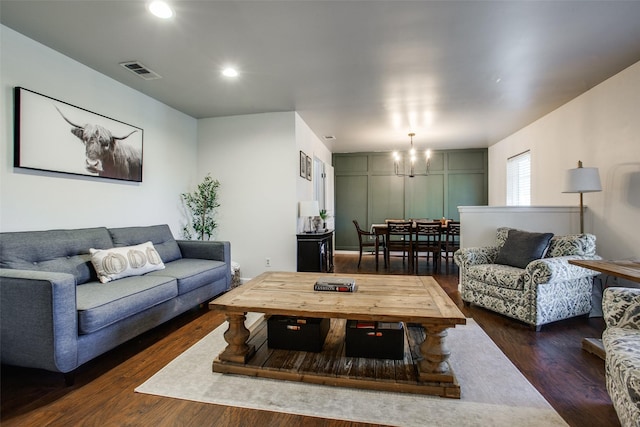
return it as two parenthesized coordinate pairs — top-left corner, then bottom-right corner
(385, 220), (414, 271)
(353, 220), (382, 269)
(441, 221), (461, 269)
(413, 221), (443, 273)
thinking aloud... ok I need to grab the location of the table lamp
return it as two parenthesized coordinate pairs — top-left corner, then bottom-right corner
(299, 200), (319, 233)
(563, 160), (602, 233)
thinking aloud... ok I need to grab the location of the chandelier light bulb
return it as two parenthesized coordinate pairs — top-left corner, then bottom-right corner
(148, 1), (174, 19)
(222, 67), (239, 77)
(392, 132), (431, 177)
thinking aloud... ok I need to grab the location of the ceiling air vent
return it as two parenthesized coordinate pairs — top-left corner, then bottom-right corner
(323, 135), (336, 141)
(119, 61), (162, 80)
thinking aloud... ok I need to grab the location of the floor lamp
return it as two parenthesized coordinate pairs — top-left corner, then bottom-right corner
(563, 160), (602, 234)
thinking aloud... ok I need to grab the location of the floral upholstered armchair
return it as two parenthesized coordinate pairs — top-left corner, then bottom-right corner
(454, 227), (601, 330)
(602, 287), (640, 427)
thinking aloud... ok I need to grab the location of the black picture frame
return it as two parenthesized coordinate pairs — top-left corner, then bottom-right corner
(306, 155), (312, 181)
(300, 151), (307, 178)
(14, 87), (144, 182)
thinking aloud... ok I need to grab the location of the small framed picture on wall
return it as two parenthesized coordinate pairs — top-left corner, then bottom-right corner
(306, 155), (312, 181)
(300, 151), (306, 178)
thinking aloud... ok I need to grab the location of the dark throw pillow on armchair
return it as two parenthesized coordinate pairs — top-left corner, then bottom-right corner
(495, 229), (554, 269)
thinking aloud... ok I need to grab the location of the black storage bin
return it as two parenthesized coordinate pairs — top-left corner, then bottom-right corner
(267, 315), (330, 352)
(345, 320), (405, 360)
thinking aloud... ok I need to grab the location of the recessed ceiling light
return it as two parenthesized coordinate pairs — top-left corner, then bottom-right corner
(222, 67), (239, 78)
(148, 1), (174, 19)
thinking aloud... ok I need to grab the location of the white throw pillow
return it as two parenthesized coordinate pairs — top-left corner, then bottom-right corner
(90, 241), (165, 283)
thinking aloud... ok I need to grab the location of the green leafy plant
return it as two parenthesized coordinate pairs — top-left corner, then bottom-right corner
(319, 209), (328, 220)
(181, 174), (221, 240)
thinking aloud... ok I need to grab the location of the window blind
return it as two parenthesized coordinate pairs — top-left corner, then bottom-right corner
(506, 151), (531, 206)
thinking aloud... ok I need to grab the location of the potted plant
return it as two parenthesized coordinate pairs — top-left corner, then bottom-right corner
(181, 174), (221, 240)
(319, 209), (329, 231)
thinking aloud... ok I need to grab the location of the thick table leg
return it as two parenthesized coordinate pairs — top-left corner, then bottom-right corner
(218, 313), (255, 364)
(418, 324), (455, 384)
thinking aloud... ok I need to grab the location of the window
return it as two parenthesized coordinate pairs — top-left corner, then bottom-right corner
(313, 157), (326, 212)
(506, 151), (531, 206)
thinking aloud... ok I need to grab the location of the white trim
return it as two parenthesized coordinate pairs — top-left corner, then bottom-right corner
(458, 205), (582, 213)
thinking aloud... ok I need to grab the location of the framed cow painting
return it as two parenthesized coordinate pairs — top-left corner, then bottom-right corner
(13, 87), (144, 182)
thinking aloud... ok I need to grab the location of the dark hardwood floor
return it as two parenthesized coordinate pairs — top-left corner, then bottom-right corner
(1, 252), (619, 427)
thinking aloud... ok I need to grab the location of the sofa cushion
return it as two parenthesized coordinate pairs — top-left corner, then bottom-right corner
(148, 258), (227, 295)
(603, 327), (640, 416)
(0, 227), (113, 285)
(495, 229), (554, 269)
(76, 275), (178, 334)
(108, 224), (182, 263)
(90, 241), (165, 283)
(467, 264), (527, 290)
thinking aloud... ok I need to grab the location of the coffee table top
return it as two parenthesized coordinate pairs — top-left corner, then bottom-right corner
(209, 271), (466, 325)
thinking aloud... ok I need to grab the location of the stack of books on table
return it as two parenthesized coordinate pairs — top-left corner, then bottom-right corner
(314, 277), (357, 292)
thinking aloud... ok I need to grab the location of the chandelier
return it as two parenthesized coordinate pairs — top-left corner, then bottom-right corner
(393, 133), (431, 177)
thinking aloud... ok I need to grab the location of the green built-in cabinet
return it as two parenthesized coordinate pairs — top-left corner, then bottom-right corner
(333, 149), (488, 250)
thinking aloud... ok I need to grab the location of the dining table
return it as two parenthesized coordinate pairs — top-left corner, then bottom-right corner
(371, 220), (452, 270)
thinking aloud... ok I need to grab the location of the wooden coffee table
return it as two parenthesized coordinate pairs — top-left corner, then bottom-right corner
(209, 271), (467, 398)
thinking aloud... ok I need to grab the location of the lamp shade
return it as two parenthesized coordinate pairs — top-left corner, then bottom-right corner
(299, 200), (319, 217)
(563, 167), (602, 193)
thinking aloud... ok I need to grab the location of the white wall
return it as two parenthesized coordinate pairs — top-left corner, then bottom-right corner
(295, 114), (335, 230)
(489, 60), (640, 261)
(197, 112), (299, 279)
(459, 206), (582, 248)
(1, 25), (334, 282)
(197, 112), (333, 280)
(0, 25), (198, 235)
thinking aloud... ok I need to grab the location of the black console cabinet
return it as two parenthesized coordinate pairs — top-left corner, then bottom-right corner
(297, 230), (334, 273)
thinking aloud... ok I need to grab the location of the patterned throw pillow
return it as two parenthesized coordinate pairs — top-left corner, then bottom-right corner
(546, 233), (596, 257)
(90, 241), (165, 283)
(495, 229), (554, 269)
(495, 227), (514, 247)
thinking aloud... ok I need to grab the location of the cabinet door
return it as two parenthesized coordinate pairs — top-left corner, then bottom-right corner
(297, 239), (319, 272)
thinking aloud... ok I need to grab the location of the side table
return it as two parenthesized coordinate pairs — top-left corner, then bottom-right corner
(296, 230), (334, 273)
(568, 259), (640, 359)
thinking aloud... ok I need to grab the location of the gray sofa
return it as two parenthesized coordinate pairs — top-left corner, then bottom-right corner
(0, 224), (231, 377)
(602, 287), (640, 427)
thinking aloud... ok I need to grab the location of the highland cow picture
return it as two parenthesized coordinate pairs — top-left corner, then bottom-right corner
(14, 87), (144, 182)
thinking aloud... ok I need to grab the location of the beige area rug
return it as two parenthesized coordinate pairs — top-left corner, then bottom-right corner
(135, 313), (567, 427)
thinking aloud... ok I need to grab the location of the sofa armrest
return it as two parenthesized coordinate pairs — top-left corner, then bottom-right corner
(0, 268), (78, 373)
(525, 255), (603, 284)
(454, 246), (499, 269)
(603, 287), (640, 330)
(177, 240), (230, 263)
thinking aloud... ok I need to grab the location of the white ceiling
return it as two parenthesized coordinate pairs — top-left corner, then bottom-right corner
(2, 1), (640, 153)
